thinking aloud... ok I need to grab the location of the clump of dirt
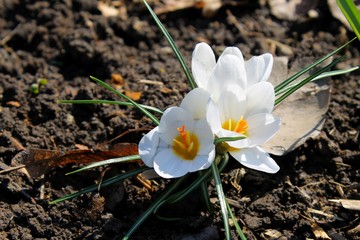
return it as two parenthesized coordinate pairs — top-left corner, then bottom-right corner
(0, 1), (359, 239)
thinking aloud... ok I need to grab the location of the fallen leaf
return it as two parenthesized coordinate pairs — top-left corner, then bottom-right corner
(12, 143), (139, 179)
(111, 73), (124, 88)
(327, 0), (360, 31)
(6, 101), (21, 107)
(311, 221), (331, 240)
(264, 56), (330, 155)
(124, 90), (141, 100)
(329, 199), (360, 211)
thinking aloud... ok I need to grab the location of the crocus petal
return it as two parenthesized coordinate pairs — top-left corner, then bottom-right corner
(158, 107), (194, 145)
(180, 88), (211, 120)
(192, 43), (216, 89)
(153, 148), (214, 178)
(206, 98), (222, 134)
(218, 85), (246, 122)
(245, 53), (273, 86)
(153, 149), (189, 178)
(219, 46), (245, 64)
(207, 55), (247, 102)
(138, 127), (160, 167)
(193, 118), (215, 155)
(245, 82), (275, 116)
(218, 128), (249, 148)
(229, 146), (279, 173)
(246, 113), (281, 146)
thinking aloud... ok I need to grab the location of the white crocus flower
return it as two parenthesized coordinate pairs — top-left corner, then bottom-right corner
(206, 83), (281, 173)
(192, 42), (273, 102)
(139, 88), (215, 178)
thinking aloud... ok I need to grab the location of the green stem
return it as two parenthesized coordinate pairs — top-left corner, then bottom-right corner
(211, 156), (231, 240)
(121, 177), (186, 240)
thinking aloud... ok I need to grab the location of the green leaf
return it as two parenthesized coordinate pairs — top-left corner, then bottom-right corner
(59, 99), (164, 114)
(211, 157), (231, 240)
(66, 154), (141, 175)
(226, 200), (247, 240)
(90, 76), (160, 125)
(274, 37), (357, 94)
(214, 136), (246, 145)
(122, 177), (186, 240)
(50, 166), (148, 204)
(337, 0), (360, 40)
(275, 56), (346, 105)
(143, 0), (197, 89)
(275, 66), (359, 96)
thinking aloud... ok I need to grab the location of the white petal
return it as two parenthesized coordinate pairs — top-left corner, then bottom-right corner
(220, 46), (245, 63)
(245, 53), (273, 86)
(192, 43), (216, 89)
(138, 127), (160, 167)
(245, 82), (275, 116)
(153, 148), (214, 178)
(218, 85), (246, 122)
(229, 146), (279, 173)
(193, 119), (215, 155)
(153, 150), (189, 178)
(158, 107), (194, 144)
(206, 99), (222, 134)
(246, 113), (281, 146)
(207, 55), (247, 102)
(218, 128), (249, 148)
(180, 88), (211, 120)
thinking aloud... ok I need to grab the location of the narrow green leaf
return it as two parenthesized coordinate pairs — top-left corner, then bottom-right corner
(90, 76), (160, 125)
(211, 157), (231, 240)
(226, 200), (247, 240)
(275, 66), (359, 96)
(143, 0), (197, 89)
(337, 0), (360, 40)
(214, 136), (246, 145)
(275, 56), (345, 105)
(59, 99), (164, 114)
(50, 166), (148, 204)
(122, 177), (186, 240)
(274, 37), (356, 93)
(66, 155), (141, 175)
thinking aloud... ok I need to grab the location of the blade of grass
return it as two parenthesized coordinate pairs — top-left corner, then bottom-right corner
(214, 136), (246, 145)
(50, 166), (148, 204)
(90, 76), (160, 125)
(211, 156), (231, 240)
(226, 200), (246, 240)
(275, 55), (346, 105)
(66, 155), (141, 175)
(121, 176), (186, 240)
(143, 0), (197, 89)
(59, 99), (164, 114)
(337, 0), (360, 40)
(274, 37), (356, 93)
(275, 66), (359, 96)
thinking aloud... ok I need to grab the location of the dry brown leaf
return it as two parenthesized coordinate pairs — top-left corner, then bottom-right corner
(111, 73), (124, 87)
(329, 199), (360, 211)
(124, 90), (141, 101)
(6, 101), (21, 107)
(263, 57), (330, 155)
(311, 221), (331, 240)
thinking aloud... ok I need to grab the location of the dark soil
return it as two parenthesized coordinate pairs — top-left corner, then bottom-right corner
(0, 1), (359, 239)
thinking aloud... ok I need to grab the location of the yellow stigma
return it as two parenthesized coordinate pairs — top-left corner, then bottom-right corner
(222, 116), (248, 135)
(172, 125), (200, 160)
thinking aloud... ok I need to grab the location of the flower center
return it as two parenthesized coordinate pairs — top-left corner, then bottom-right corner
(172, 125), (200, 160)
(222, 116), (248, 135)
